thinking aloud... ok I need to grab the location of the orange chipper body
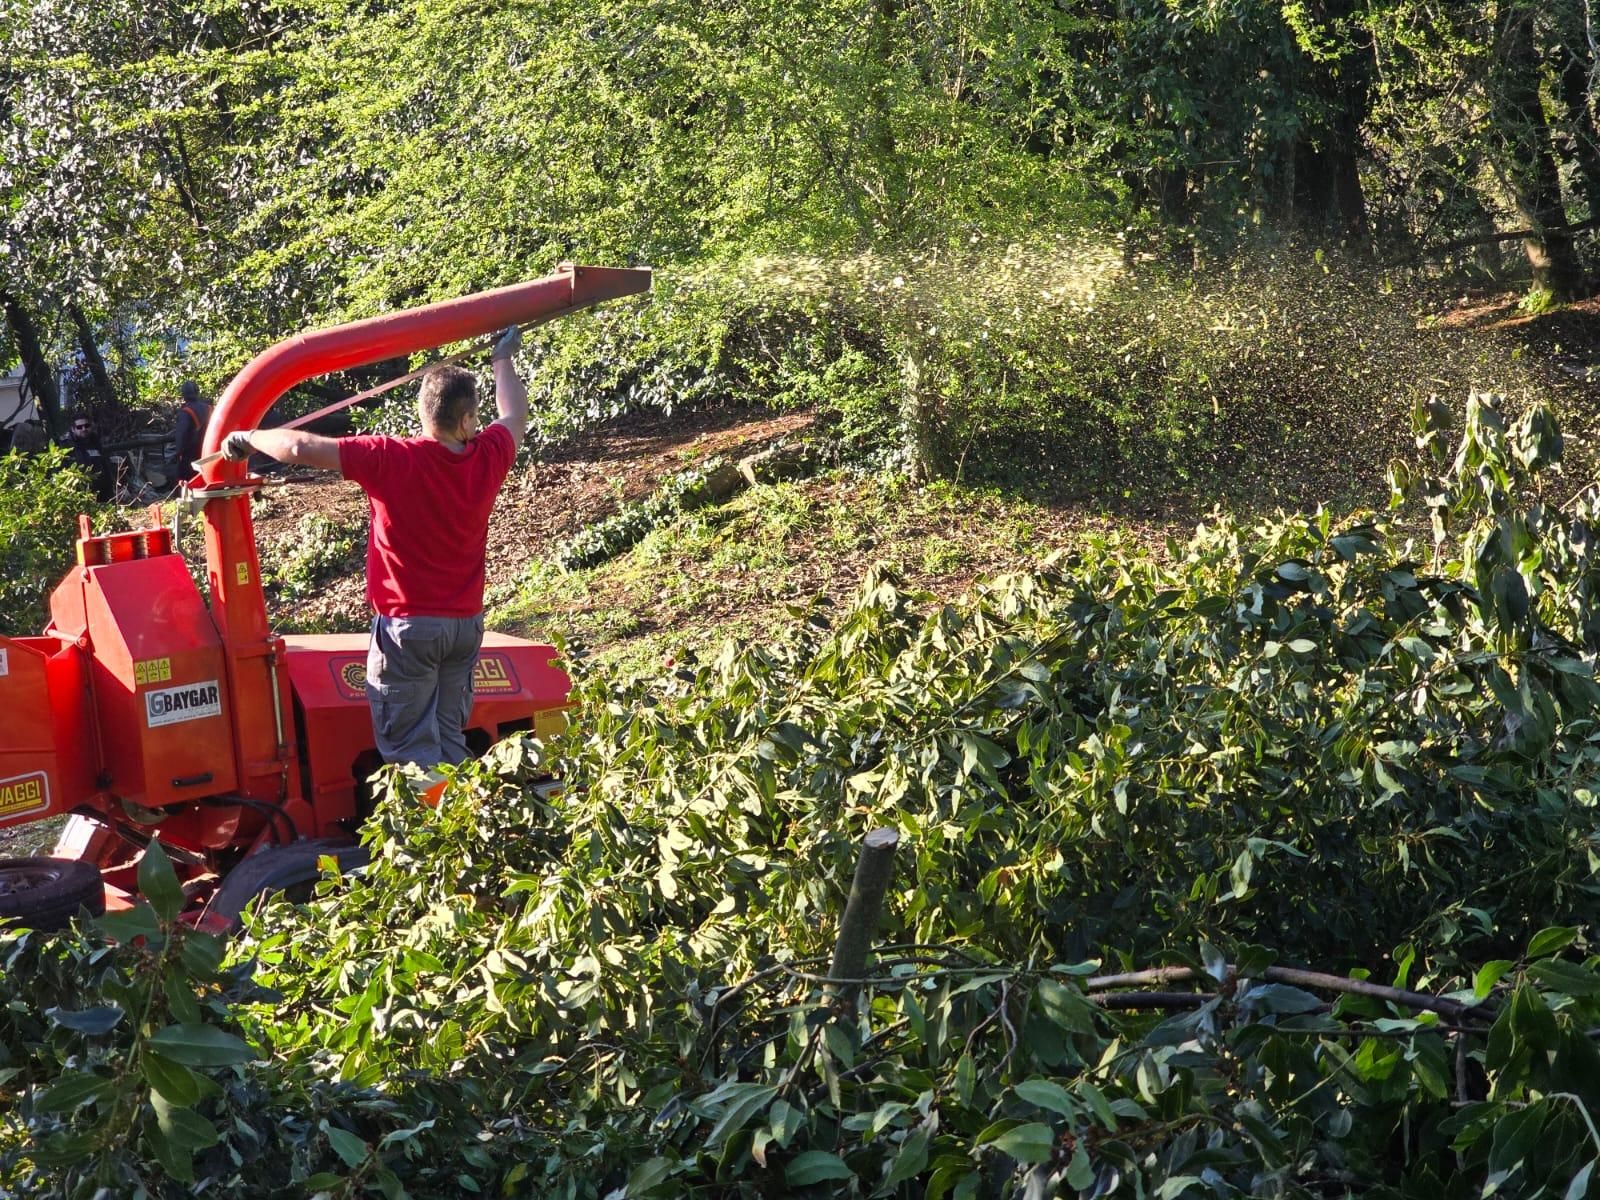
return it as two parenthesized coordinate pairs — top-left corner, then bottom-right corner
(0, 265), (650, 918)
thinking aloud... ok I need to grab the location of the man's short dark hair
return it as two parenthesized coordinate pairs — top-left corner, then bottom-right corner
(180, 380), (200, 403)
(417, 366), (478, 432)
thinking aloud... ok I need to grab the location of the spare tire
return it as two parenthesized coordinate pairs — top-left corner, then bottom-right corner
(0, 857), (106, 931)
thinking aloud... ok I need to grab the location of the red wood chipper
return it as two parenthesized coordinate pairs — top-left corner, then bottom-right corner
(0, 264), (651, 931)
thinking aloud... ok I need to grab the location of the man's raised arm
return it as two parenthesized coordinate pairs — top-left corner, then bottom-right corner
(489, 326), (528, 450)
(221, 428), (343, 472)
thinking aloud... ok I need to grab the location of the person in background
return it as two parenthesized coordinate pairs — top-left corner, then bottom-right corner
(63, 412), (115, 502)
(220, 327), (525, 771)
(171, 380), (211, 477)
(10, 420), (48, 455)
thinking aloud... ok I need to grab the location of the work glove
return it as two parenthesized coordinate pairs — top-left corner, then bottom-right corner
(492, 325), (521, 362)
(221, 431), (255, 462)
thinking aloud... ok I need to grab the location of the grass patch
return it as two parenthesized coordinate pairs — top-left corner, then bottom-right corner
(489, 470), (1149, 670)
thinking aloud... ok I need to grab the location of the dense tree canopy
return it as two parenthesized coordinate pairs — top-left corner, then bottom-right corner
(4, 0), (1599, 458)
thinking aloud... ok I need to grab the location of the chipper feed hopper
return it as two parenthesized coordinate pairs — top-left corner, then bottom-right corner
(0, 264), (651, 930)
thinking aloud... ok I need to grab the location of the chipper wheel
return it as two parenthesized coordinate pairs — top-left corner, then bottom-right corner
(0, 857), (107, 931)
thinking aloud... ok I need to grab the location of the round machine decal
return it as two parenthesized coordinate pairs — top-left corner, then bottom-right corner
(329, 657), (368, 702)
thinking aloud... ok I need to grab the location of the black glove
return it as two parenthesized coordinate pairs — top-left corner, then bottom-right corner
(492, 325), (521, 362)
(221, 431), (254, 462)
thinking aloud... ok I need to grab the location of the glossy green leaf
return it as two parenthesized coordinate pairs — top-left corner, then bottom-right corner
(46, 1004), (123, 1034)
(1528, 927), (1581, 960)
(153, 1096), (219, 1152)
(142, 1051), (201, 1107)
(625, 1157), (673, 1194)
(138, 841), (184, 923)
(143, 1124), (195, 1184)
(1564, 1160), (1595, 1200)
(1014, 1078), (1076, 1117)
(785, 1151), (853, 1185)
(148, 1023), (254, 1067)
(1529, 959), (1600, 997)
(885, 1126), (930, 1186)
(1036, 978), (1094, 1034)
(324, 1124), (369, 1168)
(34, 1071), (112, 1113)
(988, 1122), (1054, 1164)
(1066, 1145), (1095, 1190)
(705, 1084), (777, 1150)
(1474, 960), (1515, 1000)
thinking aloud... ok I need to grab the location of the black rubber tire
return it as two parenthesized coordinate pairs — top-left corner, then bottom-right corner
(203, 839), (370, 932)
(0, 857), (107, 931)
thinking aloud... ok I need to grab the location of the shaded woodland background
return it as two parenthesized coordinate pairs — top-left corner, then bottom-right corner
(6, 0), (1600, 479)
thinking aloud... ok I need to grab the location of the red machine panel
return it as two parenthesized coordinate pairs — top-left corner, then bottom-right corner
(54, 555), (240, 809)
(0, 636), (94, 827)
(283, 633), (570, 830)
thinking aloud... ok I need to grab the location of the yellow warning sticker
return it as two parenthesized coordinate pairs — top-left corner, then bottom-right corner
(0, 771), (49, 820)
(133, 657), (173, 686)
(236, 561), (250, 585)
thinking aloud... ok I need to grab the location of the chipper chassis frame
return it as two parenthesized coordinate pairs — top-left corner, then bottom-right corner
(0, 265), (651, 930)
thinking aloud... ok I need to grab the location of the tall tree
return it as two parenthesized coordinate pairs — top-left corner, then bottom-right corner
(1285, 0), (1372, 240)
(1551, 0), (1600, 225)
(0, 0), (290, 401)
(1488, 0), (1584, 298)
(1, 291), (62, 435)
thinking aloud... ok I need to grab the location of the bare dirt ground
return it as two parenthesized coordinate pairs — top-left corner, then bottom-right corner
(249, 406), (820, 634)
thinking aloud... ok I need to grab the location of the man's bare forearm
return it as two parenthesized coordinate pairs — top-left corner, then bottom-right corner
(493, 357), (528, 448)
(241, 428), (343, 471)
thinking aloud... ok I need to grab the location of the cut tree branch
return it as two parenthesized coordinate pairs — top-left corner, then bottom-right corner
(1388, 216), (1600, 268)
(1086, 964), (1492, 1023)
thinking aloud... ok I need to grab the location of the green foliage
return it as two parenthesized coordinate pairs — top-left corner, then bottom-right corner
(263, 513), (362, 601)
(1518, 286), (1558, 315)
(605, 243), (1536, 489)
(9, 0), (1587, 479)
(557, 456), (735, 570)
(10, 395), (1600, 1196)
(0, 450), (101, 636)
(0, 845), (502, 1197)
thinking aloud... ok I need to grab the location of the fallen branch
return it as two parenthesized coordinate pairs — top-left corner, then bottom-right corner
(1386, 216), (1600, 268)
(1086, 964), (1491, 1023)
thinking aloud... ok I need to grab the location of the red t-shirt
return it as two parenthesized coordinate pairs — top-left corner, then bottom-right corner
(338, 423), (516, 617)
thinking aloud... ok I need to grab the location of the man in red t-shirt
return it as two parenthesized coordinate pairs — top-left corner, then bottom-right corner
(222, 326), (526, 767)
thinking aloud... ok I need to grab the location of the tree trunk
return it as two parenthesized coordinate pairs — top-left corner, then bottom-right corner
(1491, 1), (1585, 299)
(2, 291), (62, 437)
(1552, 0), (1600, 223)
(68, 306), (119, 414)
(1290, 0), (1370, 242)
(1154, 163), (1195, 268)
(869, 0), (908, 236)
(1293, 115), (1367, 240)
(897, 336), (949, 482)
